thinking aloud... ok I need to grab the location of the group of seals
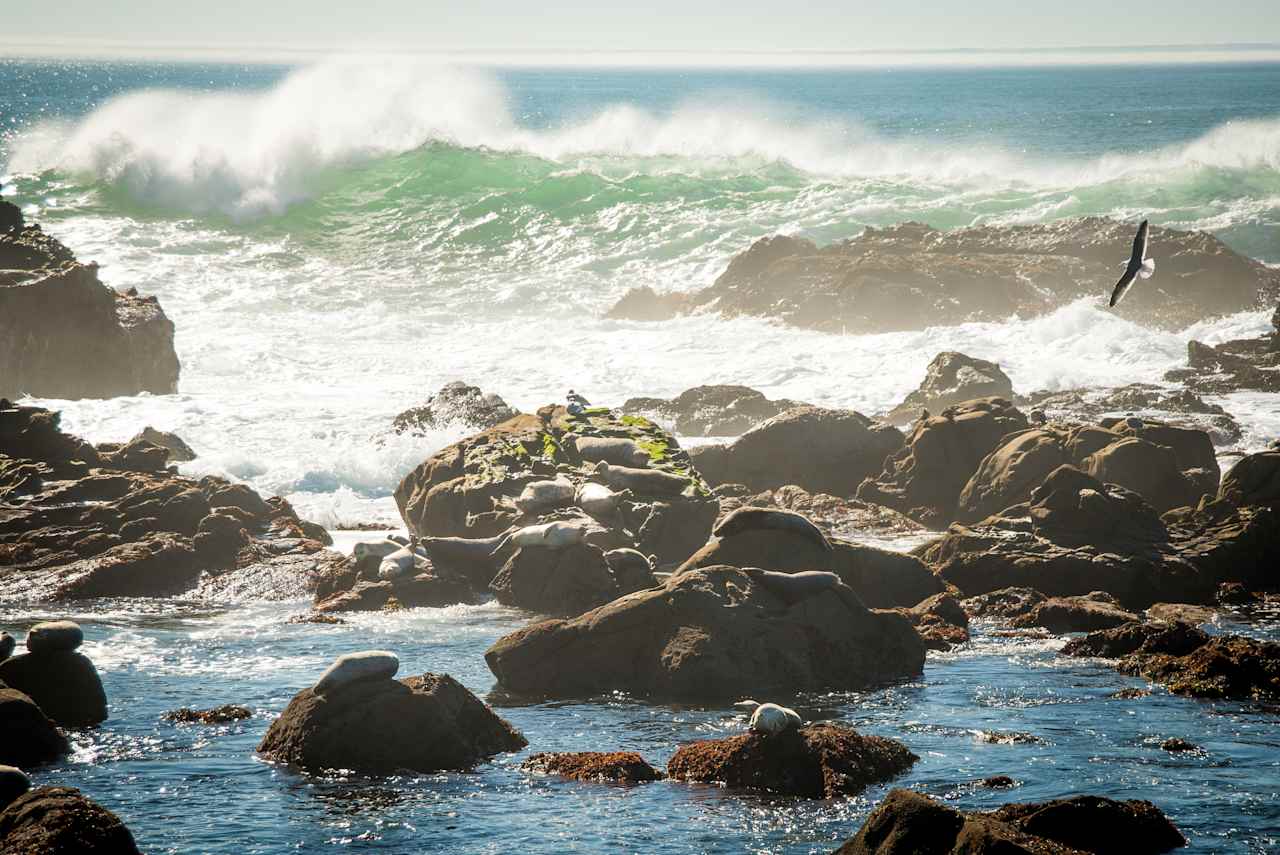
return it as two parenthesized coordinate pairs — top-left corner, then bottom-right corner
(313, 651), (400, 695)
(734, 700), (803, 736)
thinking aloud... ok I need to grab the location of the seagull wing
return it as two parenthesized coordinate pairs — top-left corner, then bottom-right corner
(1130, 219), (1149, 265)
(1110, 219), (1149, 307)
(1110, 266), (1138, 306)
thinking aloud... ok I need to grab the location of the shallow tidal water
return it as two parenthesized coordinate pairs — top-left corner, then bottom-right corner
(3, 589), (1277, 854)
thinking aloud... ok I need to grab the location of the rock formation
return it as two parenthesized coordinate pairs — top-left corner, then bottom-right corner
(391, 381), (520, 435)
(620, 385), (808, 437)
(887, 352), (1014, 424)
(0, 786), (142, 854)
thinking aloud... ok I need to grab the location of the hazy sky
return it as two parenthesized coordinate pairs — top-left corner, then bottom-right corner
(2, 0), (1279, 60)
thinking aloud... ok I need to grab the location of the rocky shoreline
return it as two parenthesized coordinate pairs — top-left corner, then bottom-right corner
(4, 208), (1279, 851)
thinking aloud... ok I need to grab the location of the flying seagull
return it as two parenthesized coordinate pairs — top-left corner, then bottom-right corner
(1109, 219), (1155, 307)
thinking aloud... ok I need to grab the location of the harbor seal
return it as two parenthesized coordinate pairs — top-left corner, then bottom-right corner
(421, 532), (513, 565)
(377, 545), (426, 580)
(0, 632), (14, 663)
(752, 569), (843, 605)
(26, 620), (84, 654)
(514, 477), (576, 515)
(353, 539), (404, 560)
(508, 520), (596, 550)
(313, 650), (399, 695)
(575, 482), (623, 517)
(571, 436), (650, 467)
(713, 507), (831, 552)
(735, 700), (802, 736)
(592, 461), (689, 496)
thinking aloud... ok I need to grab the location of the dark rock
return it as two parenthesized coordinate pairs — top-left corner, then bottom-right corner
(1160, 737), (1199, 753)
(0, 688), (70, 767)
(690, 406), (902, 496)
(1018, 383), (1243, 447)
(858, 397), (1029, 528)
(1215, 582), (1258, 607)
(1218, 450), (1280, 508)
(1145, 602), (1216, 625)
(619, 385), (808, 437)
(0, 224), (180, 398)
(0, 649), (107, 727)
(887, 352), (1014, 425)
(603, 285), (693, 321)
(1165, 309), (1280, 393)
(490, 543), (638, 617)
(898, 593), (971, 650)
(624, 218), (1279, 334)
(522, 751), (664, 784)
(485, 564), (926, 700)
(0, 786), (142, 854)
(1011, 592), (1140, 633)
(717, 484), (929, 543)
(258, 672), (525, 775)
(960, 587), (1047, 620)
(132, 426), (196, 462)
(834, 787), (1186, 854)
(391, 381), (520, 435)
(979, 775), (1017, 788)
(164, 704), (252, 724)
(0, 765), (30, 811)
(667, 723), (916, 798)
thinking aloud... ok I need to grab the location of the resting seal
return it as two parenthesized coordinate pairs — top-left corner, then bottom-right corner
(751, 569), (843, 605)
(508, 520), (596, 550)
(734, 700), (802, 736)
(713, 507), (831, 552)
(353, 539), (404, 560)
(313, 650), (399, 695)
(514, 477), (575, 515)
(571, 436), (650, 468)
(575, 482), (623, 517)
(378, 545), (426, 580)
(592, 461), (689, 496)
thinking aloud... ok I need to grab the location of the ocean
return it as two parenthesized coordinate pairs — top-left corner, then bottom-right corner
(2, 57), (1279, 852)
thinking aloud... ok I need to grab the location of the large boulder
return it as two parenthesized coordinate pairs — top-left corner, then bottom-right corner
(490, 543), (647, 616)
(1165, 305), (1280, 393)
(607, 218), (1280, 333)
(689, 406), (902, 495)
(1010, 592), (1140, 633)
(0, 622), (107, 727)
(522, 751), (664, 784)
(0, 688), (70, 767)
(858, 397), (1029, 528)
(1218, 450), (1280, 508)
(258, 668), (525, 774)
(716, 484), (928, 544)
(619, 385), (808, 437)
(0, 786), (142, 854)
(391, 381), (519, 435)
(484, 564), (926, 700)
(887, 352), (1014, 424)
(834, 788), (1185, 854)
(0, 208), (179, 400)
(667, 724), (916, 798)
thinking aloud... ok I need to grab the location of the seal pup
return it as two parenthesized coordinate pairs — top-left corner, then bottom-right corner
(1109, 219), (1154, 307)
(570, 436), (650, 468)
(713, 507), (831, 552)
(592, 461), (689, 497)
(313, 650), (399, 695)
(734, 700), (802, 736)
(751, 569), (844, 606)
(514, 477), (575, 515)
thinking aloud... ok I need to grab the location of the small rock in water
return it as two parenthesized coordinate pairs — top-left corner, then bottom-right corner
(0, 765), (31, 810)
(976, 730), (1046, 745)
(26, 620), (84, 654)
(522, 751), (664, 784)
(1110, 687), (1152, 699)
(287, 613), (347, 626)
(1160, 737), (1199, 753)
(164, 705), (253, 724)
(979, 775), (1017, 788)
(313, 650), (399, 695)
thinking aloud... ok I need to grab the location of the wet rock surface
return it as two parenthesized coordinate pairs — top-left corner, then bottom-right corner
(607, 218), (1280, 333)
(1010, 592), (1140, 634)
(391, 381), (520, 435)
(689, 406), (903, 495)
(0, 786), (142, 854)
(485, 564), (925, 700)
(522, 751), (664, 784)
(258, 671), (526, 775)
(887, 352), (1014, 424)
(1165, 304), (1280, 394)
(666, 724), (917, 798)
(164, 704), (253, 724)
(0, 688), (70, 768)
(715, 484), (929, 543)
(834, 787), (1186, 854)
(0, 201), (179, 400)
(0, 403), (342, 604)
(620, 384), (808, 437)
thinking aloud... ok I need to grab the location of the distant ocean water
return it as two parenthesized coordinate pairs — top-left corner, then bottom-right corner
(2, 57), (1280, 853)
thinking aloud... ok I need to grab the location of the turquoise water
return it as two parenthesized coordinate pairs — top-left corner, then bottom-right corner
(2, 59), (1280, 852)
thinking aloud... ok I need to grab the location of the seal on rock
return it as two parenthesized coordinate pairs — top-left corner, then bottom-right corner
(25, 621), (84, 654)
(571, 436), (650, 467)
(377, 545), (426, 580)
(507, 520), (597, 550)
(752, 569), (843, 605)
(514, 477), (575, 515)
(575, 482), (623, 517)
(713, 506), (832, 552)
(353, 539), (405, 560)
(0, 632), (14, 663)
(421, 532), (514, 566)
(313, 650), (400, 695)
(592, 461), (689, 496)
(735, 700), (803, 736)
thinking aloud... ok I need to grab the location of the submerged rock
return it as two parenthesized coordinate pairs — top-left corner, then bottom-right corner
(163, 704), (253, 724)
(609, 218), (1280, 334)
(887, 352), (1015, 425)
(666, 723), (916, 798)
(689, 406), (902, 496)
(391, 381), (520, 435)
(620, 385), (808, 437)
(834, 788), (1186, 854)
(0, 786), (142, 854)
(0, 204), (179, 400)
(485, 564), (925, 700)
(522, 751), (664, 784)
(258, 671), (525, 775)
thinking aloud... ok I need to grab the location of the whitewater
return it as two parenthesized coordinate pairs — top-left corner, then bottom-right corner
(2, 58), (1279, 527)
